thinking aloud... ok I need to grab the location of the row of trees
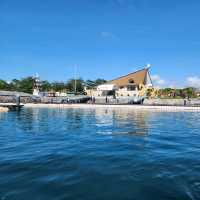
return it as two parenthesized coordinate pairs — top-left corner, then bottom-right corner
(156, 88), (198, 99)
(0, 77), (35, 94)
(0, 77), (107, 94)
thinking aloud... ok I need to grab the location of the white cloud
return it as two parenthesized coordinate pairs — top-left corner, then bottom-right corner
(150, 75), (200, 89)
(151, 74), (166, 88)
(186, 76), (200, 88)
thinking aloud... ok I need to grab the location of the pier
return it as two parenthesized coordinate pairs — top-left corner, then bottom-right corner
(0, 94), (24, 111)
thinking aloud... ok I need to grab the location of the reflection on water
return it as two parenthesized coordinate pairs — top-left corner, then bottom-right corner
(94, 108), (149, 136)
(4, 108), (151, 137)
(0, 108), (200, 200)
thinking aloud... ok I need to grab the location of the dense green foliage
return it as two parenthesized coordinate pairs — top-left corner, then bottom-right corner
(158, 87), (198, 98)
(0, 77), (34, 93)
(0, 80), (9, 90)
(0, 77), (107, 94)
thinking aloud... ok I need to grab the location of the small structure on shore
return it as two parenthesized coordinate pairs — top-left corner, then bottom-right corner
(33, 74), (41, 96)
(194, 88), (200, 97)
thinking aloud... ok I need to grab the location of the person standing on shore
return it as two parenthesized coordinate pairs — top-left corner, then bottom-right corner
(92, 96), (95, 104)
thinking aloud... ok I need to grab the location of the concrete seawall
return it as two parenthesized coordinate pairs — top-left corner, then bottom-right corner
(144, 99), (200, 106)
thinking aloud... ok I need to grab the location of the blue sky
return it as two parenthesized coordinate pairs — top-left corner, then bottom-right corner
(0, 0), (200, 88)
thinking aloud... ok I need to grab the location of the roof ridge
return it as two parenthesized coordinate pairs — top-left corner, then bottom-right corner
(109, 68), (148, 82)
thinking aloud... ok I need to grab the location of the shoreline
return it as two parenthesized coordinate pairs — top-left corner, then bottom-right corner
(23, 103), (200, 111)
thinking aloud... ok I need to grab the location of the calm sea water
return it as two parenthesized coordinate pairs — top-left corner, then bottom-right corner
(0, 108), (200, 200)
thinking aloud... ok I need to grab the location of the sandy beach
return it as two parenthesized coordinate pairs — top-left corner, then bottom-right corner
(23, 103), (200, 112)
(0, 107), (9, 112)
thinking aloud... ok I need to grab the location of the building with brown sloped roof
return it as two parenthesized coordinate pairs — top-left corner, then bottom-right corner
(85, 67), (153, 98)
(109, 68), (152, 97)
(109, 68), (152, 88)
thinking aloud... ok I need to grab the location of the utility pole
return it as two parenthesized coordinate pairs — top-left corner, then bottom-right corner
(74, 65), (77, 94)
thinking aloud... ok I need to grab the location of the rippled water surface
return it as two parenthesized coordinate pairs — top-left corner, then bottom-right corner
(0, 108), (200, 200)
